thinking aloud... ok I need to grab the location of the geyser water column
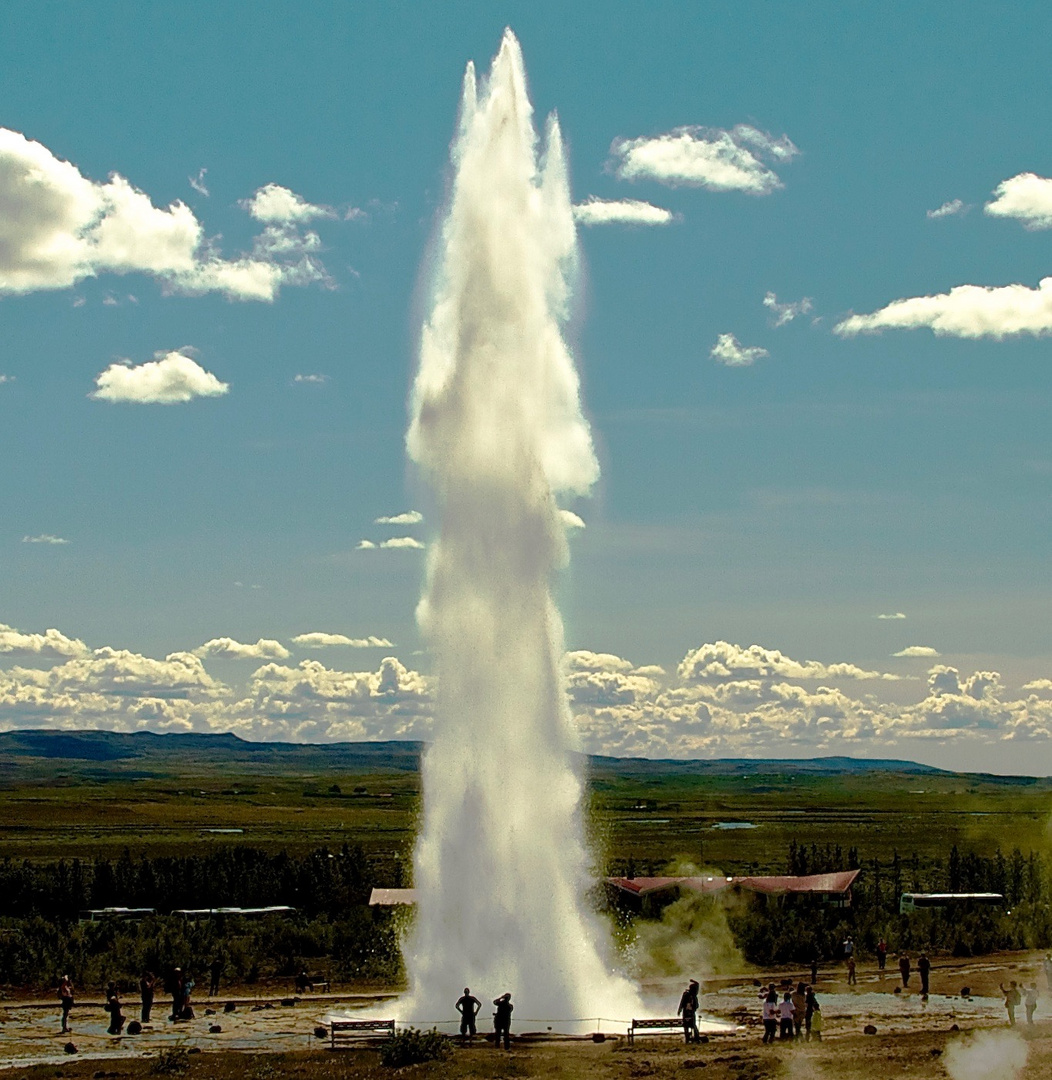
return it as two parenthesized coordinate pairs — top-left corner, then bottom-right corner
(403, 31), (640, 1023)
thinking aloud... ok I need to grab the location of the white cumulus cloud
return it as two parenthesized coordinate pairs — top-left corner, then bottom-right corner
(763, 291), (813, 326)
(610, 125), (798, 194)
(678, 641), (898, 682)
(572, 198), (674, 226)
(91, 349), (229, 404)
(193, 637), (290, 661)
(877, 612), (907, 620)
(380, 536), (425, 550)
(292, 633), (394, 648)
(293, 373), (328, 385)
(893, 645), (941, 658)
(241, 183), (333, 224)
(0, 622), (88, 658)
(834, 277), (1052, 339)
(22, 534), (69, 544)
(559, 509), (586, 530)
(374, 511), (424, 525)
(0, 128), (329, 301)
(710, 333), (768, 367)
(985, 172), (1052, 230)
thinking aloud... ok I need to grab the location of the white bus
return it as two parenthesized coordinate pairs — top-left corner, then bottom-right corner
(899, 892), (1005, 914)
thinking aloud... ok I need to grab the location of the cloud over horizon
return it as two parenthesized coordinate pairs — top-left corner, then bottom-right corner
(0, 128), (330, 301)
(834, 277), (1052, 339)
(292, 632), (394, 648)
(711, 333), (768, 366)
(985, 172), (1052, 230)
(2, 627), (1051, 762)
(91, 349), (229, 404)
(573, 197), (674, 226)
(610, 125), (798, 194)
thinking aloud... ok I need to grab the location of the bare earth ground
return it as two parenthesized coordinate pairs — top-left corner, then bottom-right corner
(2, 952), (1050, 1077)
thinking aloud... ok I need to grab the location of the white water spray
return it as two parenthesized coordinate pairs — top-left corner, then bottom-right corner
(402, 30), (641, 1025)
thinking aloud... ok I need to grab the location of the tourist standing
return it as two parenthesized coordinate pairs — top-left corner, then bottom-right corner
(209, 957), (223, 997)
(804, 986), (816, 1041)
(1025, 983), (1039, 1025)
(899, 953), (911, 987)
(778, 991), (795, 1039)
(846, 956), (857, 986)
(105, 982), (125, 1035)
(58, 975), (74, 1034)
(492, 992), (513, 1050)
(1001, 981), (1021, 1026)
(677, 980), (700, 1043)
(456, 987), (481, 1039)
(760, 988), (778, 1044)
(918, 952), (930, 995)
(876, 939), (887, 971)
(791, 983), (807, 1037)
(1044, 954), (1052, 991)
(139, 971), (155, 1023)
(810, 999), (823, 1041)
(169, 968), (185, 1021)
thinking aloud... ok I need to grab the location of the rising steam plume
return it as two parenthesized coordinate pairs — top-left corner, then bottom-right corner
(403, 30), (640, 1023)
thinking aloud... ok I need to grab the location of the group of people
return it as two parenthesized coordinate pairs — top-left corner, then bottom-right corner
(56, 961), (223, 1035)
(999, 980), (1040, 1026)
(454, 988), (514, 1049)
(759, 982), (822, 1043)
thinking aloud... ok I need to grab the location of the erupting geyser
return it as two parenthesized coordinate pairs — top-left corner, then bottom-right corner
(402, 30), (641, 1023)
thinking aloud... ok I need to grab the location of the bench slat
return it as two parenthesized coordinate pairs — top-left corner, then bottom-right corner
(330, 1019), (395, 1048)
(628, 1018), (686, 1044)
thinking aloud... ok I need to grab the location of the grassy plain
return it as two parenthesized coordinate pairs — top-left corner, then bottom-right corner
(0, 731), (1049, 875)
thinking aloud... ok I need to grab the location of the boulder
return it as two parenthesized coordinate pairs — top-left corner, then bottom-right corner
(64, 1042), (78, 1055)
(864, 1024), (878, 1035)
(209, 1025), (222, 1034)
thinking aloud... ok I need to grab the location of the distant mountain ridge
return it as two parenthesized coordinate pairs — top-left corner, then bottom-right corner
(0, 727), (959, 776)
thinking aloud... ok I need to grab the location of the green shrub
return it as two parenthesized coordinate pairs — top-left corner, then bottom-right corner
(379, 1027), (450, 1068)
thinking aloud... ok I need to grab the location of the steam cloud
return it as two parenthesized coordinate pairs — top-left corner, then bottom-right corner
(944, 1030), (1028, 1080)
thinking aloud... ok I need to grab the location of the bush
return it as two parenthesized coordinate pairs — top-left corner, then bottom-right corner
(150, 1048), (190, 1074)
(379, 1027), (450, 1068)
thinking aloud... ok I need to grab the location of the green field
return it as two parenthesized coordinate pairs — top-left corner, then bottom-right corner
(1, 730), (1049, 876)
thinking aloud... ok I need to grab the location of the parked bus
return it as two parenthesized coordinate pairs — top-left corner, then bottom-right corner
(899, 892), (1006, 914)
(79, 907), (157, 922)
(171, 906), (297, 921)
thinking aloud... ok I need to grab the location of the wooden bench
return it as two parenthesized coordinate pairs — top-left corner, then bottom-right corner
(628, 1018), (687, 1044)
(330, 1019), (395, 1047)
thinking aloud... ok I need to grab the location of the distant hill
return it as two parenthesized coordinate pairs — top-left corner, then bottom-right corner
(0, 728), (423, 774)
(0, 728), (982, 782)
(587, 754), (950, 777)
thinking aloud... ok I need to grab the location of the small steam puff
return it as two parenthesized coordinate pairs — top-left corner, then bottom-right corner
(944, 1030), (1028, 1080)
(628, 865), (742, 980)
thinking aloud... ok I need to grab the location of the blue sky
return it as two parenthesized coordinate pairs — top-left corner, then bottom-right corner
(3, 2), (1052, 772)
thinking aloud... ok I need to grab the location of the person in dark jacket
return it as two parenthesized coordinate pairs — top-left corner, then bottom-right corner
(139, 972), (155, 1023)
(105, 982), (125, 1035)
(492, 993), (513, 1050)
(677, 979), (700, 1043)
(918, 953), (931, 995)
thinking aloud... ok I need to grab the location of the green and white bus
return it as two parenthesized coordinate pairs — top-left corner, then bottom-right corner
(899, 892), (1005, 914)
